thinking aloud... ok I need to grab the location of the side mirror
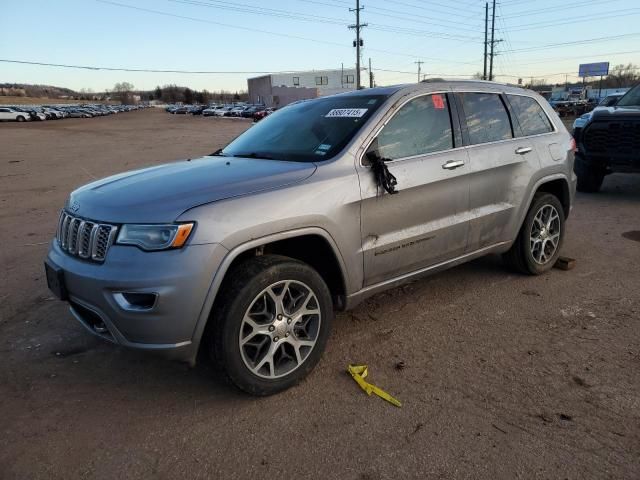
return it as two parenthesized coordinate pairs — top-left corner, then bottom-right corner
(365, 138), (381, 165)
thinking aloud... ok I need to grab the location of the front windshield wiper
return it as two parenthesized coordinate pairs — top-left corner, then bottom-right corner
(230, 152), (276, 160)
(208, 148), (228, 156)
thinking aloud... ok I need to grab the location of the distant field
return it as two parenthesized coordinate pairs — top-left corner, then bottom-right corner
(0, 96), (116, 105)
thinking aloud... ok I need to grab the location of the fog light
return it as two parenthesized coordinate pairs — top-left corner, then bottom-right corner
(114, 292), (158, 311)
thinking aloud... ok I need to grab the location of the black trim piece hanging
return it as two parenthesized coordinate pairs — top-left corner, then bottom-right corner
(367, 152), (398, 195)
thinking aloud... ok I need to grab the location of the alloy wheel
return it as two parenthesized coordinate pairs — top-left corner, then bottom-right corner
(239, 280), (321, 379)
(529, 204), (561, 264)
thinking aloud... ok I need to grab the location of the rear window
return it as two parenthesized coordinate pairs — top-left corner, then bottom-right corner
(459, 93), (512, 145)
(507, 95), (554, 136)
(222, 94), (387, 162)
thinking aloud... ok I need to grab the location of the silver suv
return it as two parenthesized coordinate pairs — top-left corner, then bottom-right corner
(45, 81), (576, 395)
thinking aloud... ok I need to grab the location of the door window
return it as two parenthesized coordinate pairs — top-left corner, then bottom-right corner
(459, 93), (512, 145)
(507, 95), (553, 136)
(368, 94), (453, 160)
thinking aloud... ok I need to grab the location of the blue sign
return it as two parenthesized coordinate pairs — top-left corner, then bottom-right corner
(579, 62), (610, 77)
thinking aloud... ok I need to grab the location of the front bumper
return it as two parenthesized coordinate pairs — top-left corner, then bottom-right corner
(46, 240), (228, 362)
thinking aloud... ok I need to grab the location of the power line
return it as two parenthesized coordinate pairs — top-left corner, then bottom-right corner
(506, 8), (640, 32)
(315, 0), (485, 32)
(503, 0), (623, 18)
(507, 49), (640, 67)
(96, 0), (480, 64)
(366, 0), (484, 18)
(9, 56), (630, 82)
(0, 59), (292, 74)
(507, 32), (640, 53)
(170, 0), (347, 25)
(178, 0), (479, 42)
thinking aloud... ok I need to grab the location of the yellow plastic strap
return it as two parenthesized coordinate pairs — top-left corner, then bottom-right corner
(347, 364), (402, 408)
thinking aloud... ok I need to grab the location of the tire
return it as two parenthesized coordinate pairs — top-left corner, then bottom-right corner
(16, 115), (25, 122)
(576, 167), (604, 193)
(503, 193), (565, 275)
(208, 255), (333, 395)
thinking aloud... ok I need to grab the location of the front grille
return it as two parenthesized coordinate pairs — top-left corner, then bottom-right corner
(584, 119), (640, 156)
(56, 211), (117, 262)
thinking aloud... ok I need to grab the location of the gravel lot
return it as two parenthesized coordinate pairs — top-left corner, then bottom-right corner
(1, 109), (639, 479)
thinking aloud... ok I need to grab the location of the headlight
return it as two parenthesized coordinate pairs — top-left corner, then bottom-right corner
(117, 223), (194, 251)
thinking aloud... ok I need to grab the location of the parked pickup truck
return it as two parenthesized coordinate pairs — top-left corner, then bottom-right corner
(573, 83), (640, 192)
(45, 81), (576, 395)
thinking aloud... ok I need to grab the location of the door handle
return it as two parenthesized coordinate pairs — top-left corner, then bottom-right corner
(515, 146), (533, 155)
(442, 160), (465, 170)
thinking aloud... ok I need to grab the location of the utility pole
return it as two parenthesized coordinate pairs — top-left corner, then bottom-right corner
(348, 0), (367, 89)
(369, 57), (374, 88)
(483, 2), (488, 80)
(489, 0), (496, 81)
(415, 60), (424, 83)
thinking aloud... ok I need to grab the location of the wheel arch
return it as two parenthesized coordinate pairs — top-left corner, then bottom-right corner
(191, 227), (349, 359)
(535, 177), (571, 219)
(522, 174), (571, 224)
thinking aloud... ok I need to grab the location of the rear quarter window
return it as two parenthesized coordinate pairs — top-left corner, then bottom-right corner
(507, 95), (554, 136)
(459, 92), (513, 145)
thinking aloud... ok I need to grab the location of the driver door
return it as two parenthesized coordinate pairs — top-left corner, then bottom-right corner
(357, 92), (471, 286)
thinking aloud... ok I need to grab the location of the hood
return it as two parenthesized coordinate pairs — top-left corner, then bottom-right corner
(591, 105), (640, 120)
(576, 105), (640, 128)
(68, 156), (316, 223)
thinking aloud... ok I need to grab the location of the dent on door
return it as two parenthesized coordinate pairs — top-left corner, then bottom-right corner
(360, 151), (471, 286)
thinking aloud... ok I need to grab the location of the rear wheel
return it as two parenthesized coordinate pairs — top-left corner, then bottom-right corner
(503, 193), (565, 275)
(209, 255), (333, 395)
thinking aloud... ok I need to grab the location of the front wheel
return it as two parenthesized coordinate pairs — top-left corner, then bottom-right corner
(16, 115), (25, 122)
(503, 193), (565, 275)
(209, 255), (333, 395)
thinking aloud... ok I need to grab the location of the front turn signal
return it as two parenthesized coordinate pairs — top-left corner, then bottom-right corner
(171, 223), (194, 248)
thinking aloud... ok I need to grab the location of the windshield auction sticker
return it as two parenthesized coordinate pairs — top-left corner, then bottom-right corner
(325, 108), (368, 118)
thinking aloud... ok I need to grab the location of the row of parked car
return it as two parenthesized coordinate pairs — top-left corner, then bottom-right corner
(166, 103), (275, 122)
(0, 104), (148, 122)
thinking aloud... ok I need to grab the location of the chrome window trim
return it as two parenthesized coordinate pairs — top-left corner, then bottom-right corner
(461, 130), (559, 152)
(358, 89), (560, 167)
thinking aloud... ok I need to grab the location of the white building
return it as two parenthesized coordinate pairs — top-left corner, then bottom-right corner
(247, 68), (359, 107)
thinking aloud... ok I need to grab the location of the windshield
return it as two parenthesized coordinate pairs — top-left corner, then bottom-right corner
(221, 94), (388, 162)
(616, 84), (640, 107)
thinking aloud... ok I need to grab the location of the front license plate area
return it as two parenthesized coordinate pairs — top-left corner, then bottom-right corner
(45, 260), (68, 301)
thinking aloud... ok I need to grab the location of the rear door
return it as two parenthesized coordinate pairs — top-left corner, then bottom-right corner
(357, 92), (471, 286)
(454, 90), (541, 252)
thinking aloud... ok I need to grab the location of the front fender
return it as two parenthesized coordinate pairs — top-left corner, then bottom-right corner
(186, 227), (350, 354)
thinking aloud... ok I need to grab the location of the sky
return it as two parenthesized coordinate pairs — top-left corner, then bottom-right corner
(1, 0), (639, 93)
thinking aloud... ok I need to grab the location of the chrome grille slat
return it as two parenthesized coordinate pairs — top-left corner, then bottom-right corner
(55, 210), (116, 263)
(60, 214), (71, 248)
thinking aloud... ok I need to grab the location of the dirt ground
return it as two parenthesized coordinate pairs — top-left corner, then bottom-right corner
(1, 109), (639, 479)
